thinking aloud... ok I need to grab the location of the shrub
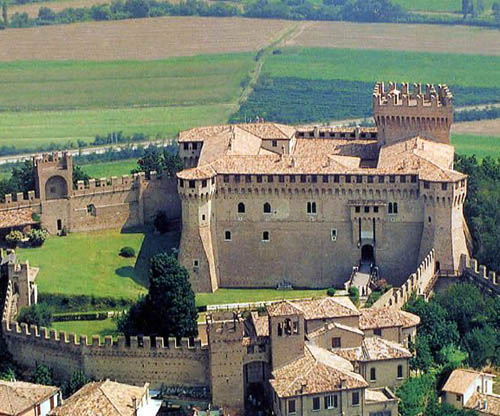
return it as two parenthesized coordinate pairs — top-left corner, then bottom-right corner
(154, 211), (170, 234)
(119, 246), (136, 258)
(27, 228), (48, 247)
(60, 226), (68, 236)
(17, 303), (53, 328)
(5, 230), (24, 248)
(31, 213), (41, 222)
(348, 286), (360, 306)
(326, 288), (336, 297)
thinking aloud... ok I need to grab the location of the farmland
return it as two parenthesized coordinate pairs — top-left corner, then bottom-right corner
(452, 118), (500, 137)
(286, 22), (500, 56)
(8, 0), (112, 18)
(0, 17), (292, 61)
(390, 0), (495, 13)
(451, 134), (500, 160)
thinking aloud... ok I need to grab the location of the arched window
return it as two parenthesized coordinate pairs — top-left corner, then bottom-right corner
(263, 202), (271, 213)
(393, 202), (398, 214)
(262, 231), (270, 242)
(237, 202), (245, 213)
(388, 202), (393, 214)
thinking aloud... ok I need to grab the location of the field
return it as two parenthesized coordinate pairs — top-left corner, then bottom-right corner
(451, 134), (500, 160)
(79, 159), (139, 178)
(0, 17), (292, 61)
(286, 22), (500, 56)
(452, 119), (500, 137)
(16, 228), (179, 298)
(390, 0), (495, 12)
(8, 0), (112, 18)
(52, 317), (120, 338)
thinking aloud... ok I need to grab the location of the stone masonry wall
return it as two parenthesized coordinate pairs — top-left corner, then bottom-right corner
(460, 255), (500, 296)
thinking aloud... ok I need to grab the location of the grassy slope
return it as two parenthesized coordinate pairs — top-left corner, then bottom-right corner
(451, 134), (500, 160)
(79, 159), (139, 178)
(52, 318), (120, 338)
(263, 48), (500, 88)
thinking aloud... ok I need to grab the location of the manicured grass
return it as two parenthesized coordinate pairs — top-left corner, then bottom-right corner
(79, 159), (139, 179)
(0, 54), (254, 111)
(452, 134), (500, 160)
(0, 103), (233, 149)
(195, 288), (327, 307)
(264, 48), (500, 88)
(16, 228), (179, 299)
(52, 318), (121, 339)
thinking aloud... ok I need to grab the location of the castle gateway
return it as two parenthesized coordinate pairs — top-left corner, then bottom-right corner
(176, 82), (468, 292)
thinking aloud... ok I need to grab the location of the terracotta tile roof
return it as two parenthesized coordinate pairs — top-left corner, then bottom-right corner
(238, 123), (296, 139)
(270, 344), (367, 398)
(293, 138), (379, 160)
(267, 300), (303, 317)
(287, 296), (360, 321)
(365, 387), (397, 403)
(0, 380), (59, 415)
(466, 392), (500, 415)
(177, 165), (216, 180)
(250, 312), (269, 337)
(50, 380), (148, 416)
(0, 208), (36, 229)
(359, 308), (420, 330)
(333, 337), (411, 362)
(308, 322), (364, 340)
(442, 369), (495, 395)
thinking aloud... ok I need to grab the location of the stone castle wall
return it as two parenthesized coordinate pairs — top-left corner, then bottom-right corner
(372, 249), (436, 309)
(460, 255), (500, 296)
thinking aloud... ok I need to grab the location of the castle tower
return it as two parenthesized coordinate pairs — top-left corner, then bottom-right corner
(373, 82), (453, 146)
(34, 152), (73, 201)
(207, 312), (245, 412)
(268, 302), (305, 370)
(177, 171), (219, 292)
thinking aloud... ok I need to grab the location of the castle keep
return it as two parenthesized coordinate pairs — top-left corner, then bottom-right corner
(177, 82), (468, 292)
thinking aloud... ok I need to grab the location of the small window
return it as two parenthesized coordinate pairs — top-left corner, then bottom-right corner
(57, 219), (62, 231)
(441, 183), (448, 191)
(374, 328), (382, 336)
(192, 142), (198, 150)
(238, 202), (245, 213)
(393, 202), (398, 214)
(262, 231), (270, 242)
(290, 175), (296, 183)
(311, 175), (317, 183)
(257, 175), (263, 183)
(322, 175), (328, 183)
(428, 216), (432, 223)
(245, 175), (252, 183)
(87, 204), (96, 216)
(312, 397), (320, 411)
(201, 179), (207, 187)
(456, 394), (462, 402)
(332, 337), (341, 348)
(263, 202), (271, 214)
(374, 206), (379, 213)
(224, 175), (229, 183)
(325, 394), (338, 409)
(355, 206), (361, 213)
(293, 320), (299, 334)
(397, 364), (403, 379)
(193, 259), (199, 268)
(307, 201), (317, 214)
(356, 175), (362, 183)
(370, 368), (376, 381)
(300, 175), (306, 183)
(368, 176), (374, 183)
(333, 175), (339, 183)
(183, 143), (188, 150)
(388, 202), (393, 214)
(202, 214), (206, 221)
(272, 140), (278, 147)
(364, 206), (370, 213)
(234, 175), (240, 183)
(288, 399), (296, 414)
(390, 175), (396, 183)
(400, 175), (406, 183)
(279, 175), (284, 183)
(346, 175), (351, 183)
(424, 181), (430, 189)
(225, 231), (231, 241)
(267, 175), (273, 183)
(378, 175), (384, 183)
(189, 180), (195, 189)
(411, 175), (417, 183)
(352, 391), (360, 406)
(331, 229), (337, 241)
(179, 179), (184, 187)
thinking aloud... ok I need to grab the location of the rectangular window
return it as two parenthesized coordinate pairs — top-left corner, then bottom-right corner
(374, 328), (382, 336)
(290, 175), (296, 183)
(262, 231), (270, 242)
(189, 180), (195, 189)
(333, 175), (339, 183)
(192, 142), (198, 150)
(332, 337), (341, 348)
(257, 175), (263, 183)
(441, 183), (448, 190)
(312, 397), (320, 411)
(411, 175), (417, 183)
(352, 391), (360, 406)
(368, 176), (374, 183)
(456, 394), (462, 402)
(357, 175), (362, 183)
(272, 140), (278, 147)
(201, 179), (207, 187)
(378, 175), (385, 183)
(268, 175), (273, 183)
(397, 364), (403, 379)
(346, 175), (351, 183)
(355, 206), (361, 213)
(424, 181), (430, 189)
(225, 230), (231, 241)
(223, 175), (229, 183)
(212, 177), (215, 185)
(183, 143), (188, 150)
(234, 175), (240, 183)
(246, 175), (252, 183)
(390, 175), (396, 183)
(307, 201), (317, 214)
(331, 229), (337, 241)
(370, 367), (376, 381)
(311, 175), (317, 183)
(288, 399), (296, 414)
(325, 394), (338, 409)
(179, 179), (184, 187)
(279, 175), (285, 183)
(300, 175), (306, 183)
(400, 175), (406, 183)
(364, 206), (370, 213)
(374, 206), (379, 213)
(322, 175), (328, 183)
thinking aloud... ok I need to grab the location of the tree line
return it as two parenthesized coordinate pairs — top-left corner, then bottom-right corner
(2, 0), (500, 30)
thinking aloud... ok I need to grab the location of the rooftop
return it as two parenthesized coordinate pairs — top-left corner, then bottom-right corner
(359, 308), (420, 330)
(442, 369), (496, 395)
(0, 208), (36, 229)
(466, 392), (500, 416)
(267, 297), (359, 320)
(0, 380), (59, 416)
(49, 380), (148, 416)
(334, 337), (412, 362)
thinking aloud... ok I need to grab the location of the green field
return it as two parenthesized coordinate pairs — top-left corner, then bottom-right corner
(264, 48), (500, 88)
(16, 228), (179, 299)
(52, 318), (121, 339)
(0, 104), (232, 149)
(79, 159), (139, 179)
(391, 0), (494, 12)
(452, 134), (500, 160)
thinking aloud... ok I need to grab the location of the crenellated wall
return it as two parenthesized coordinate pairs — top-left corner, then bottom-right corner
(460, 255), (500, 296)
(372, 249), (436, 309)
(1, 319), (210, 389)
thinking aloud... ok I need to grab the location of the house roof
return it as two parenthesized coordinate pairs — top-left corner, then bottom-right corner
(0, 208), (36, 230)
(290, 296), (360, 321)
(270, 344), (367, 398)
(267, 300), (303, 317)
(308, 322), (364, 340)
(442, 369), (495, 395)
(334, 337), (411, 362)
(466, 392), (500, 416)
(0, 380), (59, 416)
(49, 380), (148, 416)
(250, 311), (269, 337)
(359, 308), (420, 330)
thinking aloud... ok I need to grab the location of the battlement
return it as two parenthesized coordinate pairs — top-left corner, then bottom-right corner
(373, 249), (436, 309)
(295, 126), (378, 140)
(0, 190), (40, 208)
(34, 151), (72, 169)
(460, 255), (499, 295)
(71, 171), (162, 196)
(373, 82), (453, 108)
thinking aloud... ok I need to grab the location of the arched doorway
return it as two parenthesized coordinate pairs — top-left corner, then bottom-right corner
(361, 244), (374, 263)
(45, 175), (68, 200)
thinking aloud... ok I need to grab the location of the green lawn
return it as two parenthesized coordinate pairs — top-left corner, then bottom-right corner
(264, 48), (500, 88)
(0, 103), (233, 149)
(452, 134), (500, 160)
(0, 54), (254, 112)
(52, 318), (120, 339)
(16, 228), (179, 299)
(78, 159), (139, 179)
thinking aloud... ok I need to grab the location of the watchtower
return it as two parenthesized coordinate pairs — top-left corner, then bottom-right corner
(373, 82), (453, 146)
(34, 152), (73, 201)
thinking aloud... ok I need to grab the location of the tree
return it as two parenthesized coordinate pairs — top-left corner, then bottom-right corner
(133, 147), (164, 177)
(2, 0), (8, 28)
(17, 304), (53, 328)
(409, 336), (433, 372)
(72, 165), (90, 188)
(463, 325), (499, 368)
(10, 160), (35, 196)
(34, 364), (53, 386)
(162, 149), (183, 178)
(38, 6), (56, 21)
(348, 286), (359, 306)
(66, 370), (91, 396)
(493, 1), (500, 21)
(397, 373), (437, 416)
